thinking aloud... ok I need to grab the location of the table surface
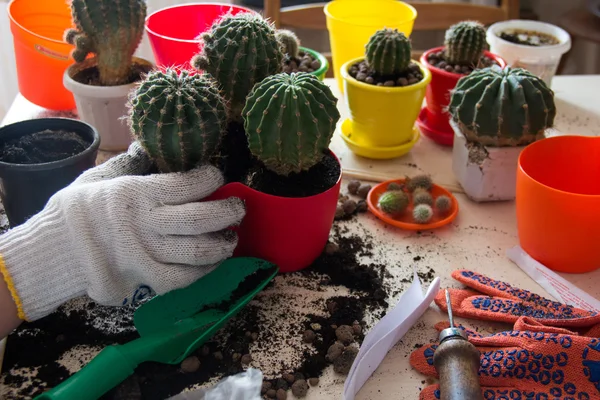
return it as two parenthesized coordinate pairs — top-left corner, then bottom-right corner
(1, 75), (600, 399)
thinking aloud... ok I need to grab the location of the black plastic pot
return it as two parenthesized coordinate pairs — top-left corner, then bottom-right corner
(0, 118), (100, 228)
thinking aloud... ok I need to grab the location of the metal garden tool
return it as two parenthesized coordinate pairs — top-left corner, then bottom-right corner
(36, 257), (278, 400)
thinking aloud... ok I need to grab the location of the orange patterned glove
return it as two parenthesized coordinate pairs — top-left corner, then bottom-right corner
(435, 270), (600, 328)
(410, 317), (600, 400)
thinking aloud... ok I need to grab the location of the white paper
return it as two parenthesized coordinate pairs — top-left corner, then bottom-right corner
(507, 245), (600, 312)
(343, 270), (440, 400)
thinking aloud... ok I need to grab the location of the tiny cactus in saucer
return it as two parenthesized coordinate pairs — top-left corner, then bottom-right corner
(444, 21), (487, 66)
(413, 189), (433, 206)
(435, 195), (452, 214)
(378, 191), (409, 215)
(276, 29), (300, 59)
(365, 28), (412, 76)
(406, 174), (433, 192)
(387, 182), (404, 191)
(127, 69), (228, 173)
(413, 204), (434, 224)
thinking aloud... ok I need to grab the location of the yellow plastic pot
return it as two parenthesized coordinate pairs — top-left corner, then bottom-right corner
(341, 57), (431, 149)
(324, 0), (417, 93)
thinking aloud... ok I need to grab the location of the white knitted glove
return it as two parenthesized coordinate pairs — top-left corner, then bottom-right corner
(0, 142), (245, 322)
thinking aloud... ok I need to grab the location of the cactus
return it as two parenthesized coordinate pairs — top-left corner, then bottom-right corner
(413, 204), (433, 224)
(378, 191), (409, 215)
(448, 66), (556, 146)
(406, 174), (433, 192)
(192, 13), (284, 121)
(387, 182), (404, 191)
(243, 72), (340, 176)
(64, 0), (146, 86)
(365, 28), (412, 76)
(277, 29), (300, 59)
(413, 188), (433, 206)
(127, 69), (228, 173)
(435, 195), (452, 214)
(444, 21), (487, 66)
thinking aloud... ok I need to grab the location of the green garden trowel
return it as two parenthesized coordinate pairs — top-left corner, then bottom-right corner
(36, 257), (278, 400)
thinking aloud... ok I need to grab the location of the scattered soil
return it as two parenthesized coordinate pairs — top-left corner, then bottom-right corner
(426, 50), (498, 75)
(283, 51), (321, 74)
(71, 61), (152, 86)
(348, 61), (424, 87)
(498, 29), (559, 46)
(0, 130), (90, 164)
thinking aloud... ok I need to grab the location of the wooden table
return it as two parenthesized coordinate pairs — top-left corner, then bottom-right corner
(1, 76), (600, 399)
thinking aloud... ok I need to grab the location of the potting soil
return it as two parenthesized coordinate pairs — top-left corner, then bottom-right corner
(283, 51), (321, 75)
(498, 29), (559, 46)
(0, 130), (91, 164)
(71, 62), (152, 86)
(426, 50), (497, 75)
(348, 61), (425, 87)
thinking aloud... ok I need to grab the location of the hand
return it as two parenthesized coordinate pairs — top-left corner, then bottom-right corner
(410, 316), (600, 399)
(0, 142), (245, 322)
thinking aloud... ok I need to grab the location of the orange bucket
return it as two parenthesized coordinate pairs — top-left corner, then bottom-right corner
(8, 0), (76, 110)
(516, 135), (600, 273)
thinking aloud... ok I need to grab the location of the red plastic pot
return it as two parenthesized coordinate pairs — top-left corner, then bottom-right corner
(419, 47), (506, 146)
(145, 3), (255, 72)
(206, 150), (342, 273)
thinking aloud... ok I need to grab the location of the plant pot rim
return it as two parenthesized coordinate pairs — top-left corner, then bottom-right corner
(300, 46), (329, 77)
(0, 118), (100, 171)
(144, 2), (257, 44)
(486, 19), (572, 52)
(420, 46), (507, 80)
(340, 57), (432, 92)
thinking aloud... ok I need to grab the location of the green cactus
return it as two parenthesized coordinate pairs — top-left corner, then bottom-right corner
(444, 20), (487, 65)
(64, 0), (146, 86)
(365, 28), (412, 75)
(435, 195), (452, 214)
(127, 69), (228, 173)
(242, 72), (340, 176)
(413, 204), (434, 224)
(448, 66), (556, 146)
(378, 191), (409, 215)
(192, 13), (284, 121)
(276, 29), (300, 59)
(413, 188), (433, 206)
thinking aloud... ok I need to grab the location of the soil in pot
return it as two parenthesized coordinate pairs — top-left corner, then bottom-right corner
(0, 129), (91, 164)
(426, 50), (498, 75)
(70, 60), (153, 86)
(498, 29), (559, 47)
(348, 60), (424, 87)
(283, 51), (321, 74)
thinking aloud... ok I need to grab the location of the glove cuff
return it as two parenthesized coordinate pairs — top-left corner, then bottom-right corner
(0, 203), (86, 321)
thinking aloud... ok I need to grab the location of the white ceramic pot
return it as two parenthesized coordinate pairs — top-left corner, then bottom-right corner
(63, 57), (153, 151)
(486, 20), (571, 87)
(451, 120), (526, 203)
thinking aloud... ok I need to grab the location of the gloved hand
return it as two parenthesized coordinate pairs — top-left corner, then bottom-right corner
(435, 270), (600, 329)
(0, 142), (245, 322)
(410, 316), (600, 399)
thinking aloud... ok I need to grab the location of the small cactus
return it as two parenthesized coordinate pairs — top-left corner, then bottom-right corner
(276, 29), (300, 59)
(243, 73), (340, 176)
(449, 66), (556, 146)
(365, 28), (412, 76)
(413, 188), (433, 206)
(64, 0), (146, 86)
(413, 204), (434, 224)
(192, 13), (284, 120)
(387, 182), (404, 191)
(435, 195), (452, 214)
(127, 69), (228, 173)
(406, 175), (433, 192)
(444, 21), (487, 66)
(378, 191), (409, 215)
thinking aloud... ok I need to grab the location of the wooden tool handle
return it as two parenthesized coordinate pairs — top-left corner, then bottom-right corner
(433, 337), (483, 400)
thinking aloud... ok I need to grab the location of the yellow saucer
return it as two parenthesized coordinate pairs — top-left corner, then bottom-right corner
(339, 119), (420, 159)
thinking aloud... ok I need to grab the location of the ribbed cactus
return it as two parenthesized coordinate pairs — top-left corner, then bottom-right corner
(242, 73), (341, 176)
(64, 0), (146, 86)
(276, 29), (300, 59)
(192, 13), (284, 121)
(127, 69), (228, 173)
(444, 21), (487, 65)
(448, 66), (556, 146)
(365, 28), (411, 76)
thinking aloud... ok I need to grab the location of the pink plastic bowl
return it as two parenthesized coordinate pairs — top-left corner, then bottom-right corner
(145, 3), (255, 71)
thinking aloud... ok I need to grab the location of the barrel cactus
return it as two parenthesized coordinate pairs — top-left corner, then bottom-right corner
(448, 66), (556, 146)
(444, 21), (487, 66)
(276, 29), (300, 59)
(192, 13), (284, 120)
(127, 69), (228, 173)
(365, 28), (412, 76)
(378, 191), (409, 215)
(64, 0), (146, 86)
(242, 72), (340, 176)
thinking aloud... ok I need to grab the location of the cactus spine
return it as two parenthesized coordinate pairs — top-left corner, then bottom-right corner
(192, 13), (284, 121)
(242, 73), (340, 176)
(365, 28), (412, 75)
(276, 29), (300, 59)
(128, 69), (228, 173)
(64, 0), (146, 86)
(444, 21), (487, 65)
(448, 66), (556, 146)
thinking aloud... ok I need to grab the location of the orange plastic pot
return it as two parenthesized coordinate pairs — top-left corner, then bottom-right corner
(206, 150), (342, 273)
(516, 135), (600, 273)
(8, 0), (76, 110)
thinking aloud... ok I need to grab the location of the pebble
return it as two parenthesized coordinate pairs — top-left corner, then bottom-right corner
(241, 354), (252, 365)
(339, 194), (349, 202)
(291, 379), (309, 398)
(213, 351), (223, 361)
(276, 378), (289, 390)
(335, 325), (355, 344)
(283, 373), (296, 384)
(245, 331), (253, 339)
(200, 345), (210, 357)
(277, 388), (288, 400)
(266, 389), (277, 398)
(311, 60), (320, 70)
(303, 329), (316, 343)
(356, 199), (368, 213)
(262, 382), (272, 394)
(309, 377), (320, 387)
(335, 205), (345, 219)
(326, 341), (345, 361)
(408, 77), (419, 85)
(357, 184), (372, 199)
(180, 356), (201, 373)
(251, 332), (259, 341)
(365, 76), (375, 84)
(352, 322), (362, 335)
(342, 199), (357, 215)
(396, 77), (408, 86)
(347, 180), (361, 194)
(334, 345), (359, 375)
(383, 80), (395, 87)
(356, 72), (367, 82)
(295, 372), (305, 381)
(327, 300), (338, 314)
